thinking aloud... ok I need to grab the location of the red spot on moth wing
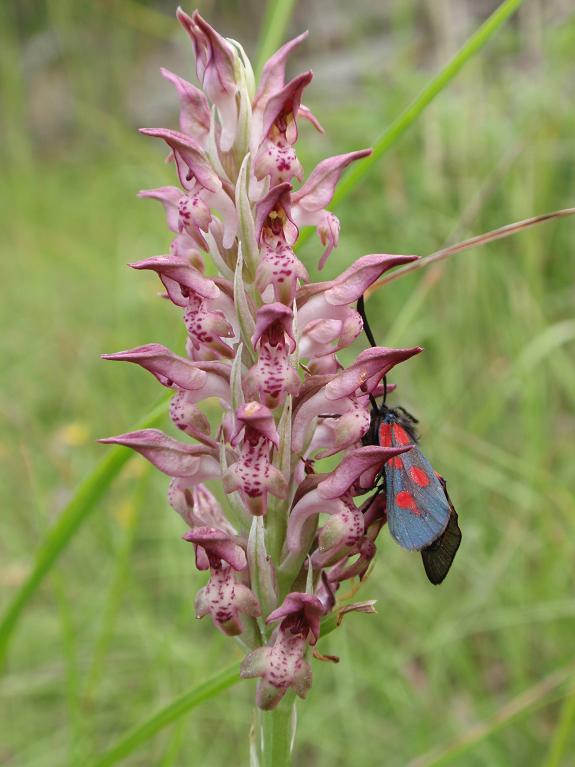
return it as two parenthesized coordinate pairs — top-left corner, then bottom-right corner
(395, 490), (421, 515)
(409, 466), (430, 487)
(388, 456), (403, 469)
(378, 422), (393, 446)
(392, 423), (412, 446)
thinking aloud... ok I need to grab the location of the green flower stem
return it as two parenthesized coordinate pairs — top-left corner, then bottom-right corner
(259, 695), (296, 767)
(0, 394), (171, 671)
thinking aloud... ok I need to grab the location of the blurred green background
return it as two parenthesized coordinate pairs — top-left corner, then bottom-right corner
(1, 0), (575, 765)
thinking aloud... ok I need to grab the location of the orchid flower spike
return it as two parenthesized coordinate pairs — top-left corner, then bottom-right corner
(101, 10), (424, 711)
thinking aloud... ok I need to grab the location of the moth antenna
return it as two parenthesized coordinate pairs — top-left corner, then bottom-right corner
(357, 295), (377, 347)
(357, 294), (388, 408)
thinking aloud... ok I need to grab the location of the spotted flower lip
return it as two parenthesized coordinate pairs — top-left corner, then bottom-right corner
(196, 565), (261, 636)
(240, 632), (312, 710)
(240, 590), (323, 709)
(224, 402), (288, 515)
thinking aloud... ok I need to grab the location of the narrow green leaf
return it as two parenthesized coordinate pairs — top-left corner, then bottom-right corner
(255, 0), (297, 78)
(297, 0), (526, 248)
(86, 662), (242, 767)
(0, 394), (171, 670)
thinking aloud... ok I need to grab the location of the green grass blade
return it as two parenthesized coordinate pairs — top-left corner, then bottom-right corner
(255, 0), (297, 78)
(543, 681), (575, 767)
(409, 664), (575, 767)
(297, 0), (526, 248)
(86, 662), (242, 767)
(0, 395), (170, 670)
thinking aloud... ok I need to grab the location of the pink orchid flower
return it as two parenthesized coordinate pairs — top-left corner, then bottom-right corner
(102, 11), (430, 711)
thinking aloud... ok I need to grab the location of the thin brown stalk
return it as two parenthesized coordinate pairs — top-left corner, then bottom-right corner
(366, 207), (575, 299)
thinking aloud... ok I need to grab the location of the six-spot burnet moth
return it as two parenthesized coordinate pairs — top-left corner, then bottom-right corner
(357, 296), (462, 584)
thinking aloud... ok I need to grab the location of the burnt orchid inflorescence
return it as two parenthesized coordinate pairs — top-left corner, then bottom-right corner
(101, 9), (424, 711)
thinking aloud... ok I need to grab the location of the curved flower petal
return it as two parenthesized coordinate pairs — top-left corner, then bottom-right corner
(318, 445), (412, 498)
(102, 344), (207, 390)
(176, 9), (239, 152)
(325, 346), (423, 400)
(292, 149), (371, 211)
(129, 256), (220, 300)
(324, 254), (419, 305)
(99, 429), (220, 479)
(169, 480), (235, 533)
(286, 487), (348, 554)
(160, 67), (211, 144)
(266, 591), (324, 644)
(183, 526), (247, 571)
(254, 31), (309, 113)
(260, 71), (313, 145)
(138, 186), (181, 232)
(139, 128), (221, 193)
